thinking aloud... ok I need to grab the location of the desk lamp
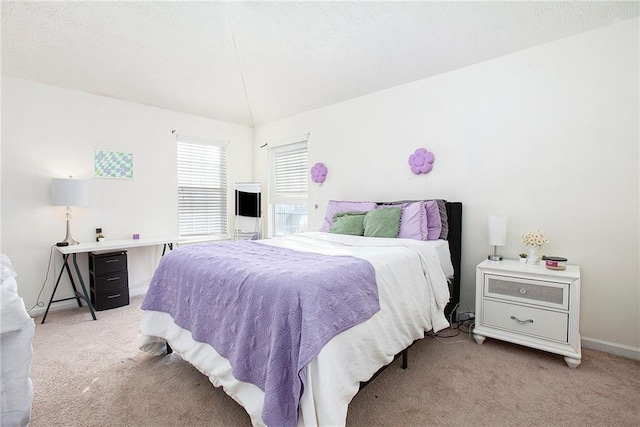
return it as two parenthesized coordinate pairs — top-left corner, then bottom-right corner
(51, 177), (90, 245)
(487, 215), (507, 261)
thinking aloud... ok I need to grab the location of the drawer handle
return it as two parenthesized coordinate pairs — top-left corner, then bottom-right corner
(105, 260), (119, 263)
(519, 288), (527, 294)
(107, 294), (121, 299)
(106, 277), (120, 281)
(510, 315), (534, 324)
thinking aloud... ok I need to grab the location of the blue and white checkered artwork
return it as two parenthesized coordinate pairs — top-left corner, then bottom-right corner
(94, 150), (133, 179)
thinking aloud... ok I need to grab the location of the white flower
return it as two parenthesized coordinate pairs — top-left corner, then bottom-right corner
(522, 230), (549, 249)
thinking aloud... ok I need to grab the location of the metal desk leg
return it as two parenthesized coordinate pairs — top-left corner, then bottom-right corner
(64, 255), (84, 308)
(41, 255), (68, 324)
(71, 253), (97, 321)
(41, 253), (97, 324)
(161, 243), (174, 256)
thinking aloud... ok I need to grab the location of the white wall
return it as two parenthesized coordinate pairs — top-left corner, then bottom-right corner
(254, 19), (640, 351)
(1, 77), (253, 314)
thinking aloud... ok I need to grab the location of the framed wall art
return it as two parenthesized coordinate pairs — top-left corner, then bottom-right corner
(94, 150), (134, 179)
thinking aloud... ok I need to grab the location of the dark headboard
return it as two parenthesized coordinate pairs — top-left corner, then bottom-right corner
(444, 202), (462, 317)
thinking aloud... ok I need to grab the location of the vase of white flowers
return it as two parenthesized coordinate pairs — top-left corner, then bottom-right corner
(522, 230), (549, 265)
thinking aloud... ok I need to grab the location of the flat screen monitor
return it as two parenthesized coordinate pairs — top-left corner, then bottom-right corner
(235, 190), (261, 218)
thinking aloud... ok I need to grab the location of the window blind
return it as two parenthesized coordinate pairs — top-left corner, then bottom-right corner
(177, 137), (227, 237)
(269, 140), (308, 204)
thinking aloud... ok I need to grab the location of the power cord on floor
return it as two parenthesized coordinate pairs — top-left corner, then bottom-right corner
(427, 304), (476, 344)
(448, 302), (460, 326)
(26, 244), (56, 314)
(429, 302), (462, 338)
(430, 319), (475, 344)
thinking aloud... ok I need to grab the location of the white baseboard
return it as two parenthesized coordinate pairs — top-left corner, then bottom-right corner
(29, 299), (78, 319)
(30, 294), (638, 362)
(582, 336), (640, 360)
(129, 286), (149, 297)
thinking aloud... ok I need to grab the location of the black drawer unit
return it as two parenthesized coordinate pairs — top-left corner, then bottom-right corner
(89, 251), (129, 311)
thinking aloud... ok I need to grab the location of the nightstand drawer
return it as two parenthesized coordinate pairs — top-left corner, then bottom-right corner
(485, 274), (568, 310)
(482, 299), (568, 342)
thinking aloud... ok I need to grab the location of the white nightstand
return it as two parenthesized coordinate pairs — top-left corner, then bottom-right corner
(473, 259), (581, 368)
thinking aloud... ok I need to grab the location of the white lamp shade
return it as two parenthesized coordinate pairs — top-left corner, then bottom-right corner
(51, 178), (90, 207)
(488, 215), (507, 246)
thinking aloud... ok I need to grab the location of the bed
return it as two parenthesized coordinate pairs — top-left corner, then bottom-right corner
(140, 200), (462, 426)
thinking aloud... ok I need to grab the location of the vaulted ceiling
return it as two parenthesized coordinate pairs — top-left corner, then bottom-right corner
(2, 1), (638, 127)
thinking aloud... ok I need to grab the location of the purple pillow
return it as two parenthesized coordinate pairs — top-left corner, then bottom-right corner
(435, 199), (449, 240)
(387, 202), (428, 240)
(425, 200), (443, 240)
(321, 200), (377, 232)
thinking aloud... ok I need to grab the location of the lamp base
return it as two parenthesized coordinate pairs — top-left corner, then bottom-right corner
(488, 254), (503, 261)
(60, 213), (80, 245)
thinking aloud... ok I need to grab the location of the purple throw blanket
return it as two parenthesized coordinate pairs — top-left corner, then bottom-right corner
(141, 240), (378, 426)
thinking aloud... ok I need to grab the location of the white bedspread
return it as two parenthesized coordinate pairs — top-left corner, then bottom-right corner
(140, 232), (451, 426)
(1, 254), (35, 427)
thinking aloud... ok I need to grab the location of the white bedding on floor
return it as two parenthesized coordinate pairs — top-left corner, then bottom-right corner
(140, 232), (451, 426)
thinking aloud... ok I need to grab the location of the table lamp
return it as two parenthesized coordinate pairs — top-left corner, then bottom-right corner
(487, 215), (507, 261)
(51, 177), (90, 245)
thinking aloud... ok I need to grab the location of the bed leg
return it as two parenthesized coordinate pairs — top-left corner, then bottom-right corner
(166, 342), (173, 355)
(401, 349), (408, 369)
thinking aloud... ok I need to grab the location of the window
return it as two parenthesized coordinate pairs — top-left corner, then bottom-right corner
(268, 139), (308, 236)
(177, 136), (227, 237)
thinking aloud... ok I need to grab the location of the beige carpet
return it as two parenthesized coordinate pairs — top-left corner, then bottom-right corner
(31, 296), (639, 426)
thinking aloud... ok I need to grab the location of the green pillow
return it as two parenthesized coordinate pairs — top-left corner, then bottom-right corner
(363, 207), (402, 238)
(329, 211), (366, 236)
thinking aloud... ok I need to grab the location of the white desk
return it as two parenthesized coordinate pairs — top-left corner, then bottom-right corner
(42, 236), (180, 323)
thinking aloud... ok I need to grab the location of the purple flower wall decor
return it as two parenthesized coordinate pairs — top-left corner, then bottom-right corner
(310, 162), (328, 183)
(408, 148), (435, 174)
